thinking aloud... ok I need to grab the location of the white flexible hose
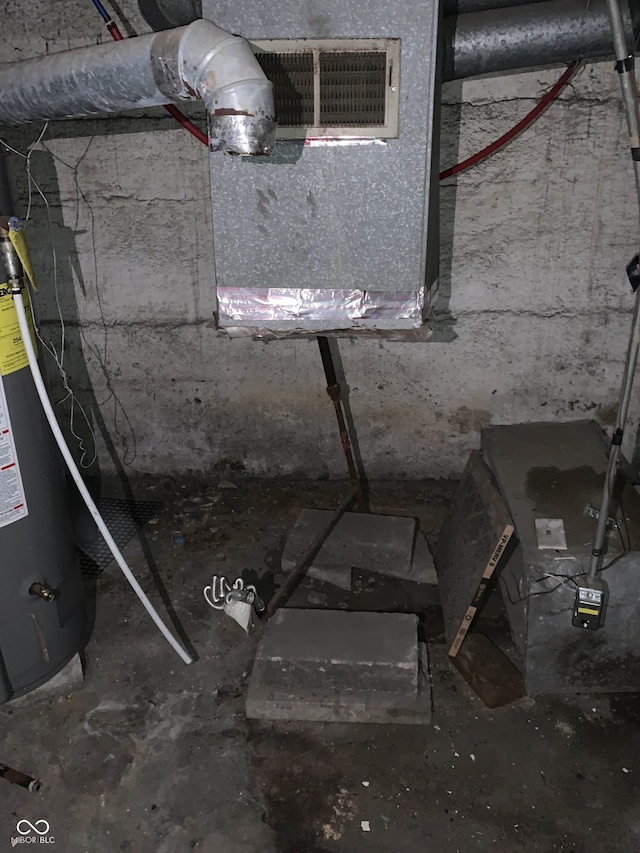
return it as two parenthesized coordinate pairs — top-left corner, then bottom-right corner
(14, 292), (193, 665)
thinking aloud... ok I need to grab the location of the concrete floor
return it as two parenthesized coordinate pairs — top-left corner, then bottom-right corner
(1, 478), (639, 852)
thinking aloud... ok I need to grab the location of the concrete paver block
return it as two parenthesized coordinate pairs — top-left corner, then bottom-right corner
(282, 511), (435, 590)
(306, 565), (352, 591)
(246, 609), (431, 724)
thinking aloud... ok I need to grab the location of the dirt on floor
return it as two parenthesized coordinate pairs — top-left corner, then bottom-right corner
(0, 477), (639, 852)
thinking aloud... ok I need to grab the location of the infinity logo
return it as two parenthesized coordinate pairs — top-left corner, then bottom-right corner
(16, 820), (50, 836)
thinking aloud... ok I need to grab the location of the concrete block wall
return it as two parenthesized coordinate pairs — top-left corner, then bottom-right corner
(1, 1), (639, 479)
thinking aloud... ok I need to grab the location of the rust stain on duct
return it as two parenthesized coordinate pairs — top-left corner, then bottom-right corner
(213, 108), (254, 117)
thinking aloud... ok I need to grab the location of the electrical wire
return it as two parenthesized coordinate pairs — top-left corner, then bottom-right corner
(25, 122), (49, 224)
(0, 131), (98, 468)
(439, 61), (580, 181)
(618, 490), (632, 553)
(503, 569), (582, 605)
(601, 506), (631, 572)
(40, 139), (138, 466)
(90, 0), (208, 146)
(600, 552), (626, 572)
(23, 165), (97, 467)
(503, 508), (632, 602)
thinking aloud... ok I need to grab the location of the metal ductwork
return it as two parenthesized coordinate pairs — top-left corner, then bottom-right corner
(444, 0), (639, 80)
(139, 0), (202, 30)
(0, 20), (276, 156)
(140, 0), (639, 81)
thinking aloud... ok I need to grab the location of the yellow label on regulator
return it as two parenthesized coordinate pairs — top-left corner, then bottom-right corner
(0, 286), (37, 375)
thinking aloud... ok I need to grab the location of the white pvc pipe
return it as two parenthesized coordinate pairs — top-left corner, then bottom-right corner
(13, 291), (193, 665)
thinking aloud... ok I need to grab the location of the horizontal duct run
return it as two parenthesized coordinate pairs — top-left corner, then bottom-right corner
(139, 0), (639, 81)
(443, 0), (638, 80)
(0, 20), (276, 155)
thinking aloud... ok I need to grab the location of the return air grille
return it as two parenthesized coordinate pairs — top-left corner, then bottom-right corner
(256, 51), (315, 127)
(319, 52), (387, 126)
(252, 39), (400, 138)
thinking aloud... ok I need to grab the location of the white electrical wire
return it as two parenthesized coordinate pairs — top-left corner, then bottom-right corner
(24, 122), (49, 224)
(13, 291), (192, 665)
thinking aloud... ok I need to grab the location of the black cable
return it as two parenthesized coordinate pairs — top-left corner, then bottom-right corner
(600, 552), (627, 573)
(602, 492), (631, 573)
(619, 491), (632, 552)
(503, 570), (581, 605)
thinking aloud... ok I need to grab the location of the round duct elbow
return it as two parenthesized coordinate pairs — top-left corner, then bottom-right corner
(209, 111), (277, 155)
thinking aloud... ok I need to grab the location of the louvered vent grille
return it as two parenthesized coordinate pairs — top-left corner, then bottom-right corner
(253, 40), (400, 138)
(256, 52), (315, 127)
(319, 51), (387, 126)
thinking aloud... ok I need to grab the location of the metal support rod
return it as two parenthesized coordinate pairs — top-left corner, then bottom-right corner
(317, 337), (363, 505)
(264, 485), (359, 618)
(587, 0), (640, 584)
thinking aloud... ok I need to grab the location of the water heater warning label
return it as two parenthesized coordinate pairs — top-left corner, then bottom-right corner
(0, 288), (36, 376)
(0, 376), (27, 527)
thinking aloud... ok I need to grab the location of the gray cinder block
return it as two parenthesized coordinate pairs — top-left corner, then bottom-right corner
(281, 511), (435, 590)
(246, 610), (431, 724)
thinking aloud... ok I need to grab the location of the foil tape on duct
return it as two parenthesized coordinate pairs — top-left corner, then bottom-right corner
(216, 287), (424, 337)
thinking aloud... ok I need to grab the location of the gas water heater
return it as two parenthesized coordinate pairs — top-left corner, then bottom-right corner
(0, 153), (86, 702)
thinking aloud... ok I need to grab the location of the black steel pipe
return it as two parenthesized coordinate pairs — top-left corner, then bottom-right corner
(140, 0), (640, 81)
(317, 336), (363, 499)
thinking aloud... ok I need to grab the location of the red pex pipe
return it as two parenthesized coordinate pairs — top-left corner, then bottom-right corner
(440, 60), (579, 180)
